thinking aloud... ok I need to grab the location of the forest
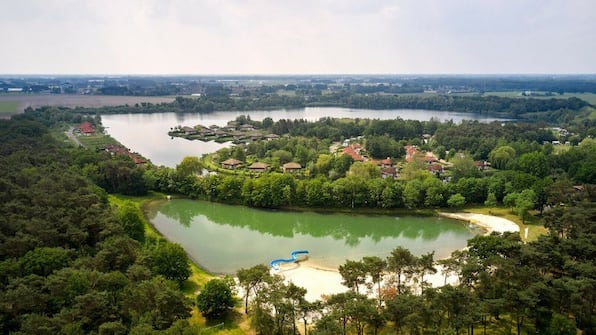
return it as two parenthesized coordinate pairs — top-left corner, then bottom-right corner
(1, 98), (595, 334)
(0, 116), (197, 334)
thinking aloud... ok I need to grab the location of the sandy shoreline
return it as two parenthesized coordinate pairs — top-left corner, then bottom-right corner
(275, 212), (520, 301)
(438, 212), (519, 235)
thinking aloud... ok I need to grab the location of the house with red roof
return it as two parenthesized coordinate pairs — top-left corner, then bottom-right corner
(79, 122), (94, 136)
(342, 145), (365, 162)
(428, 163), (444, 175)
(404, 145), (418, 162)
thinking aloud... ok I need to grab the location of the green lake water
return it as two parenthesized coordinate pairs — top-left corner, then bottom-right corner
(147, 199), (481, 274)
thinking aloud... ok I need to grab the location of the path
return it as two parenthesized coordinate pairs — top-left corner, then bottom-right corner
(65, 127), (83, 147)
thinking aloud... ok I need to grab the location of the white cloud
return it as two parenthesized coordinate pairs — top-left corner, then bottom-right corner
(1, 0), (594, 74)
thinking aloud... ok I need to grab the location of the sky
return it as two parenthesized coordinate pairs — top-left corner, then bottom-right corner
(1, 0), (595, 75)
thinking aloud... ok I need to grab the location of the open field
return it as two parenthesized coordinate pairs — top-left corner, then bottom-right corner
(76, 133), (121, 150)
(0, 101), (19, 116)
(0, 94), (175, 116)
(450, 91), (596, 104)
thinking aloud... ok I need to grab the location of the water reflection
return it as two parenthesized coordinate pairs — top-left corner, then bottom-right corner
(152, 199), (478, 247)
(148, 199), (479, 273)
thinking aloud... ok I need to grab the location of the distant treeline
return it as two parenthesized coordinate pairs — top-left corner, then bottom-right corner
(69, 94), (590, 123)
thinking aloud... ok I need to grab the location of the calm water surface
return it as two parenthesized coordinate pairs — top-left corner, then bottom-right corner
(147, 199), (481, 274)
(102, 107), (509, 167)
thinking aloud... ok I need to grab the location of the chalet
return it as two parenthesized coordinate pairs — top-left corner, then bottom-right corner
(221, 158), (243, 169)
(181, 126), (197, 135)
(239, 124), (255, 132)
(474, 161), (490, 171)
(249, 134), (262, 141)
(423, 154), (438, 163)
(198, 127), (214, 136)
(214, 129), (227, 136)
(380, 157), (392, 168)
(342, 145), (365, 162)
(104, 144), (146, 164)
(381, 167), (398, 179)
(248, 162), (269, 173)
(428, 163), (444, 175)
(105, 144), (129, 155)
(130, 154), (147, 165)
(282, 162), (302, 173)
(79, 122), (94, 136)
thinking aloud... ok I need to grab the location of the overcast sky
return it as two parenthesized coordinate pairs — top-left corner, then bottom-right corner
(2, 0), (595, 75)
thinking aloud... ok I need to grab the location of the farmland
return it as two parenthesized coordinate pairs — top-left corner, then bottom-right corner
(0, 94), (175, 116)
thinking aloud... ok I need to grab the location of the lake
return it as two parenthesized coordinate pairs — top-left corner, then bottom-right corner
(146, 199), (480, 274)
(102, 107), (509, 167)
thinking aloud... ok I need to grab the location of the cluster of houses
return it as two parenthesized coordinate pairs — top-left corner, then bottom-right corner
(220, 159), (302, 174)
(214, 135), (492, 179)
(171, 123), (280, 143)
(104, 144), (147, 165)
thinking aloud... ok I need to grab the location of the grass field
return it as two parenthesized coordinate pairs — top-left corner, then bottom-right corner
(77, 133), (120, 150)
(452, 91), (596, 104)
(0, 101), (19, 115)
(465, 206), (547, 241)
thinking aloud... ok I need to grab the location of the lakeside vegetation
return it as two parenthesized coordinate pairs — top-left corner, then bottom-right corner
(1, 82), (595, 334)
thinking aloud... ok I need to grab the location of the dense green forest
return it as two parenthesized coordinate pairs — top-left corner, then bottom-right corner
(0, 116), (197, 334)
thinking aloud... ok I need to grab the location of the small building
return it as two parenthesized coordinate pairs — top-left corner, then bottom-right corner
(381, 157), (392, 168)
(423, 153), (438, 163)
(221, 158), (243, 169)
(264, 134), (280, 141)
(428, 163), (444, 175)
(342, 146), (365, 162)
(282, 162), (302, 173)
(248, 162), (269, 173)
(381, 167), (398, 179)
(240, 124), (255, 132)
(79, 122), (94, 136)
(130, 154), (147, 165)
(181, 126), (197, 135)
(474, 161), (490, 171)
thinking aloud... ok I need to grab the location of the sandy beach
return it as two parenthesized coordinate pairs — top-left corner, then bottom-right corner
(274, 212), (520, 301)
(437, 212), (520, 235)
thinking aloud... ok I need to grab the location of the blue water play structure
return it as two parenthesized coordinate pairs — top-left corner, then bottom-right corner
(270, 250), (309, 270)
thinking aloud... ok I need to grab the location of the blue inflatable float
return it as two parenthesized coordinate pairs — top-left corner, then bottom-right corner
(270, 250), (309, 270)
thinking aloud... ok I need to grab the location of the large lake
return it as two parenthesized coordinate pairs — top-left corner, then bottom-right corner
(147, 199), (481, 274)
(102, 107), (509, 167)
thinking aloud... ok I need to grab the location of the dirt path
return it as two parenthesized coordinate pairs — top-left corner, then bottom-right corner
(65, 127), (83, 147)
